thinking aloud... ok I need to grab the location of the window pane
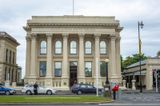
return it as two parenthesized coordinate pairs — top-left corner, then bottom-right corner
(55, 41), (62, 54)
(100, 49), (106, 54)
(70, 41), (77, 54)
(85, 41), (92, 54)
(100, 62), (107, 77)
(85, 49), (91, 54)
(100, 41), (107, 54)
(55, 49), (61, 54)
(85, 62), (92, 77)
(40, 41), (47, 54)
(54, 62), (62, 77)
(39, 61), (46, 77)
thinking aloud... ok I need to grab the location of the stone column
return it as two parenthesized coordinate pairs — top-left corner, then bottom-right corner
(62, 33), (69, 89)
(94, 34), (101, 87)
(30, 33), (37, 81)
(25, 35), (31, 79)
(78, 33), (85, 83)
(116, 37), (122, 83)
(45, 34), (53, 87)
(146, 66), (153, 90)
(123, 79), (126, 88)
(132, 79), (136, 90)
(110, 36), (117, 83)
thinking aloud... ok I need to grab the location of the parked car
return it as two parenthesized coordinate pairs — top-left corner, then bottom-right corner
(21, 84), (56, 95)
(71, 84), (103, 95)
(0, 86), (16, 95)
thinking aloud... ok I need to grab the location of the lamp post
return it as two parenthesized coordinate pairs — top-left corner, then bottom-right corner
(104, 59), (111, 97)
(138, 21), (144, 93)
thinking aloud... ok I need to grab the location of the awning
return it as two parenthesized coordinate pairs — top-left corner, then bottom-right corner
(124, 71), (146, 76)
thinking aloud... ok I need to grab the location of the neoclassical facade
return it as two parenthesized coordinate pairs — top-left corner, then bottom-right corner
(0, 32), (20, 85)
(24, 16), (123, 90)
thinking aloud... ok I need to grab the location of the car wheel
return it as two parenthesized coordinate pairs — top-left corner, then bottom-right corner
(5, 91), (10, 95)
(26, 90), (32, 95)
(46, 90), (52, 95)
(77, 90), (82, 95)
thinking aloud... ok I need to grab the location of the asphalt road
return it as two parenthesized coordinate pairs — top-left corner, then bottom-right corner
(0, 104), (160, 106)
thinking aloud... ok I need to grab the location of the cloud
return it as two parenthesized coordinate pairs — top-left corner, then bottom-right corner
(0, 0), (159, 77)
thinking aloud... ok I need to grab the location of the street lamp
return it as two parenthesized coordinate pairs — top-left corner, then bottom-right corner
(104, 58), (111, 97)
(138, 21), (144, 93)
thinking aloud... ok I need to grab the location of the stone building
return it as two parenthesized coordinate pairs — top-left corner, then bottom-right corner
(24, 16), (123, 90)
(0, 32), (20, 85)
(123, 54), (160, 90)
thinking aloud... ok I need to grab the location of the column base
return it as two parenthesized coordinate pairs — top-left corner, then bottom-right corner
(61, 78), (69, 89)
(77, 77), (85, 84)
(110, 75), (122, 83)
(45, 78), (53, 87)
(5, 80), (10, 87)
(93, 77), (103, 88)
(24, 78), (37, 85)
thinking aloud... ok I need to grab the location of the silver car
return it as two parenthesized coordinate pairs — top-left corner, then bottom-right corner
(21, 84), (56, 95)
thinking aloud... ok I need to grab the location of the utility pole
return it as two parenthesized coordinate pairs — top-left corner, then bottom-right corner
(138, 21), (144, 93)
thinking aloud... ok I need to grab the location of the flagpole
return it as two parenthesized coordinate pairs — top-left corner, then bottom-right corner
(138, 21), (144, 93)
(72, 0), (74, 15)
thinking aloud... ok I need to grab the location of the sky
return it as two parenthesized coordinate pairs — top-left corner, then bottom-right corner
(0, 0), (160, 78)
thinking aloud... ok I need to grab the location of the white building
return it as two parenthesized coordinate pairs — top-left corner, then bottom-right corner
(24, 16), (123, 90)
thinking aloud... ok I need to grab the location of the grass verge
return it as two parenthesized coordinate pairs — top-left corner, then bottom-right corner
(0, 95), (111, 104)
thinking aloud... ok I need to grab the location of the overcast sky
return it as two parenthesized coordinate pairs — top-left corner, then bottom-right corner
(0, 0), (160, 77)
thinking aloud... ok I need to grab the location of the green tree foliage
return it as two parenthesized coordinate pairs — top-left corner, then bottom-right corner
(121, 54), (147, 72)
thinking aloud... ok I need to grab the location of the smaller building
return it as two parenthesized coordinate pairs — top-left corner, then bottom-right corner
(0, 32), (20, 85)
(123, 54), (160, 90)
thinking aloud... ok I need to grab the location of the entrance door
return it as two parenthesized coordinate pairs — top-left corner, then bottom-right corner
(70, 62), (77, 87)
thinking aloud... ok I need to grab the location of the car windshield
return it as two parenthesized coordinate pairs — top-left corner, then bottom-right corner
(80, 84), (86, 88)
(87, 85), (94, 88)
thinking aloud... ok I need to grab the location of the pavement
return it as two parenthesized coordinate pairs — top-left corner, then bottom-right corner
(112, 90), (160, 104)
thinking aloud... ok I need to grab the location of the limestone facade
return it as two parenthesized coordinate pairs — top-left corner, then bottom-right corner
(24, 16), (123, 90)
(0, 32), (19, 85)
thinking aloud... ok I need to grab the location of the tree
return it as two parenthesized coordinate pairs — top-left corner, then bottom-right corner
(121, 53), (147, 72)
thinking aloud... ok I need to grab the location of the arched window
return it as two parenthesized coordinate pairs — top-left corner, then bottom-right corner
(100, 41), (107, 54)
(85, 41), (92, 54)
(70, 41), (77, 54)
(55, 41), (62, 54)
(40, 41), (47, 54)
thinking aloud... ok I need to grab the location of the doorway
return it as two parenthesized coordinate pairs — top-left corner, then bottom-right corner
(70, 61), (77, 87)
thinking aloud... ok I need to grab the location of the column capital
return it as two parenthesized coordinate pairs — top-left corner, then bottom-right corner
(62, 33), (68, 38)
(94, 33), (101, 39)
(31, 33), (37, 38)
(110, 34), (116, 36)
(110, 36), (116, 40)
(78, 33), (85, 38)
(46, 33), (53, 38)
(26, 36), (31, 41)
(116, 37), (121, 40)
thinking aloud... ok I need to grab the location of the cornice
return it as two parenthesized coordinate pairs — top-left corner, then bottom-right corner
(27, 23), (119, 27)
(0, 62), (18, 67)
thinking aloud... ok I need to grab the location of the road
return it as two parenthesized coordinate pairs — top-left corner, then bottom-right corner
(0, 104), (160, 106)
